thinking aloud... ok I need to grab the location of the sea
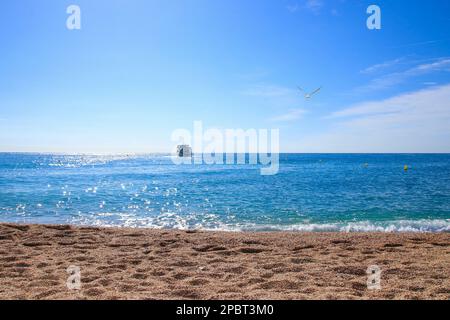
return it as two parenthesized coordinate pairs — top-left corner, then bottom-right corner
(0, 153), (449, 232)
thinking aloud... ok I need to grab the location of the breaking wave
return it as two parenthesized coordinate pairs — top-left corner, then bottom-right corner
(235, 219), (450, 233)
(68, 214), (450, 233)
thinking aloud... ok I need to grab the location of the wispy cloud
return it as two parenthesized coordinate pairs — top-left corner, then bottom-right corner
(331, 83), (450, 119)
(360, 58), (405, 74)
(286, 3), (300, 13)
(271, 109), (306, 122)
(356, 57), (450, 92)
(391, 38), (450, 49)
(305, 0), (323, 14)
(287, 0), (324, 14)
(300, 84), (450, 152)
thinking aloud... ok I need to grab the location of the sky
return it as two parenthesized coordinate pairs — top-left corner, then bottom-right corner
(0, 0), (450, 153)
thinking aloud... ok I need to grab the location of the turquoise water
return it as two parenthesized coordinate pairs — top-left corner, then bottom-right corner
(0, 153), (449, 232)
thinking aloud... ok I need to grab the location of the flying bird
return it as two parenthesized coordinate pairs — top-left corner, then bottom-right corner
(297, 86), (322, 99)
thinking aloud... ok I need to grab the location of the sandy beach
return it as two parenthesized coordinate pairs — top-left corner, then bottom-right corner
(0, 223), (448, 300)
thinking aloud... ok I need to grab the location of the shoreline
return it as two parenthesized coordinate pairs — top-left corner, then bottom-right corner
(0, 223), (448, 300)
(2, 219), (449, 233)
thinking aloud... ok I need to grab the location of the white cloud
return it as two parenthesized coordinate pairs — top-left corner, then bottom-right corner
(330, 9), (339, 16)
(287, 0), (323, 14)
(271, 109), (306, 122)
(414, 58), (450, 72)
(286, 4), (300, 13)
(391, 39), (449, 49)
(305, 0), (323, 14)
(357, 58), (450, 92)
(360, 58), (405, 74)
(298, 84), (450, 152)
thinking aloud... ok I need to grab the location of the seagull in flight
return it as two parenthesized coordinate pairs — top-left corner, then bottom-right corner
(297, 86), (322, 99)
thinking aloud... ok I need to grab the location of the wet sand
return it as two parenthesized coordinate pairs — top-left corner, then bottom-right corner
(0, 223), (448, 300)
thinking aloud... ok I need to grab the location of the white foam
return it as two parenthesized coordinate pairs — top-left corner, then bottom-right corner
(232, 219), (450, 233)
(68, 214), (450, 233)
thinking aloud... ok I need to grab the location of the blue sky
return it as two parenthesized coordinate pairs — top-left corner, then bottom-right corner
(1, 0), (450, 153)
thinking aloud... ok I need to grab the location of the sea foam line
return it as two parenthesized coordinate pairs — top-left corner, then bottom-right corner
(232, 219), (450, 233)
(68, 215), (450, 233)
